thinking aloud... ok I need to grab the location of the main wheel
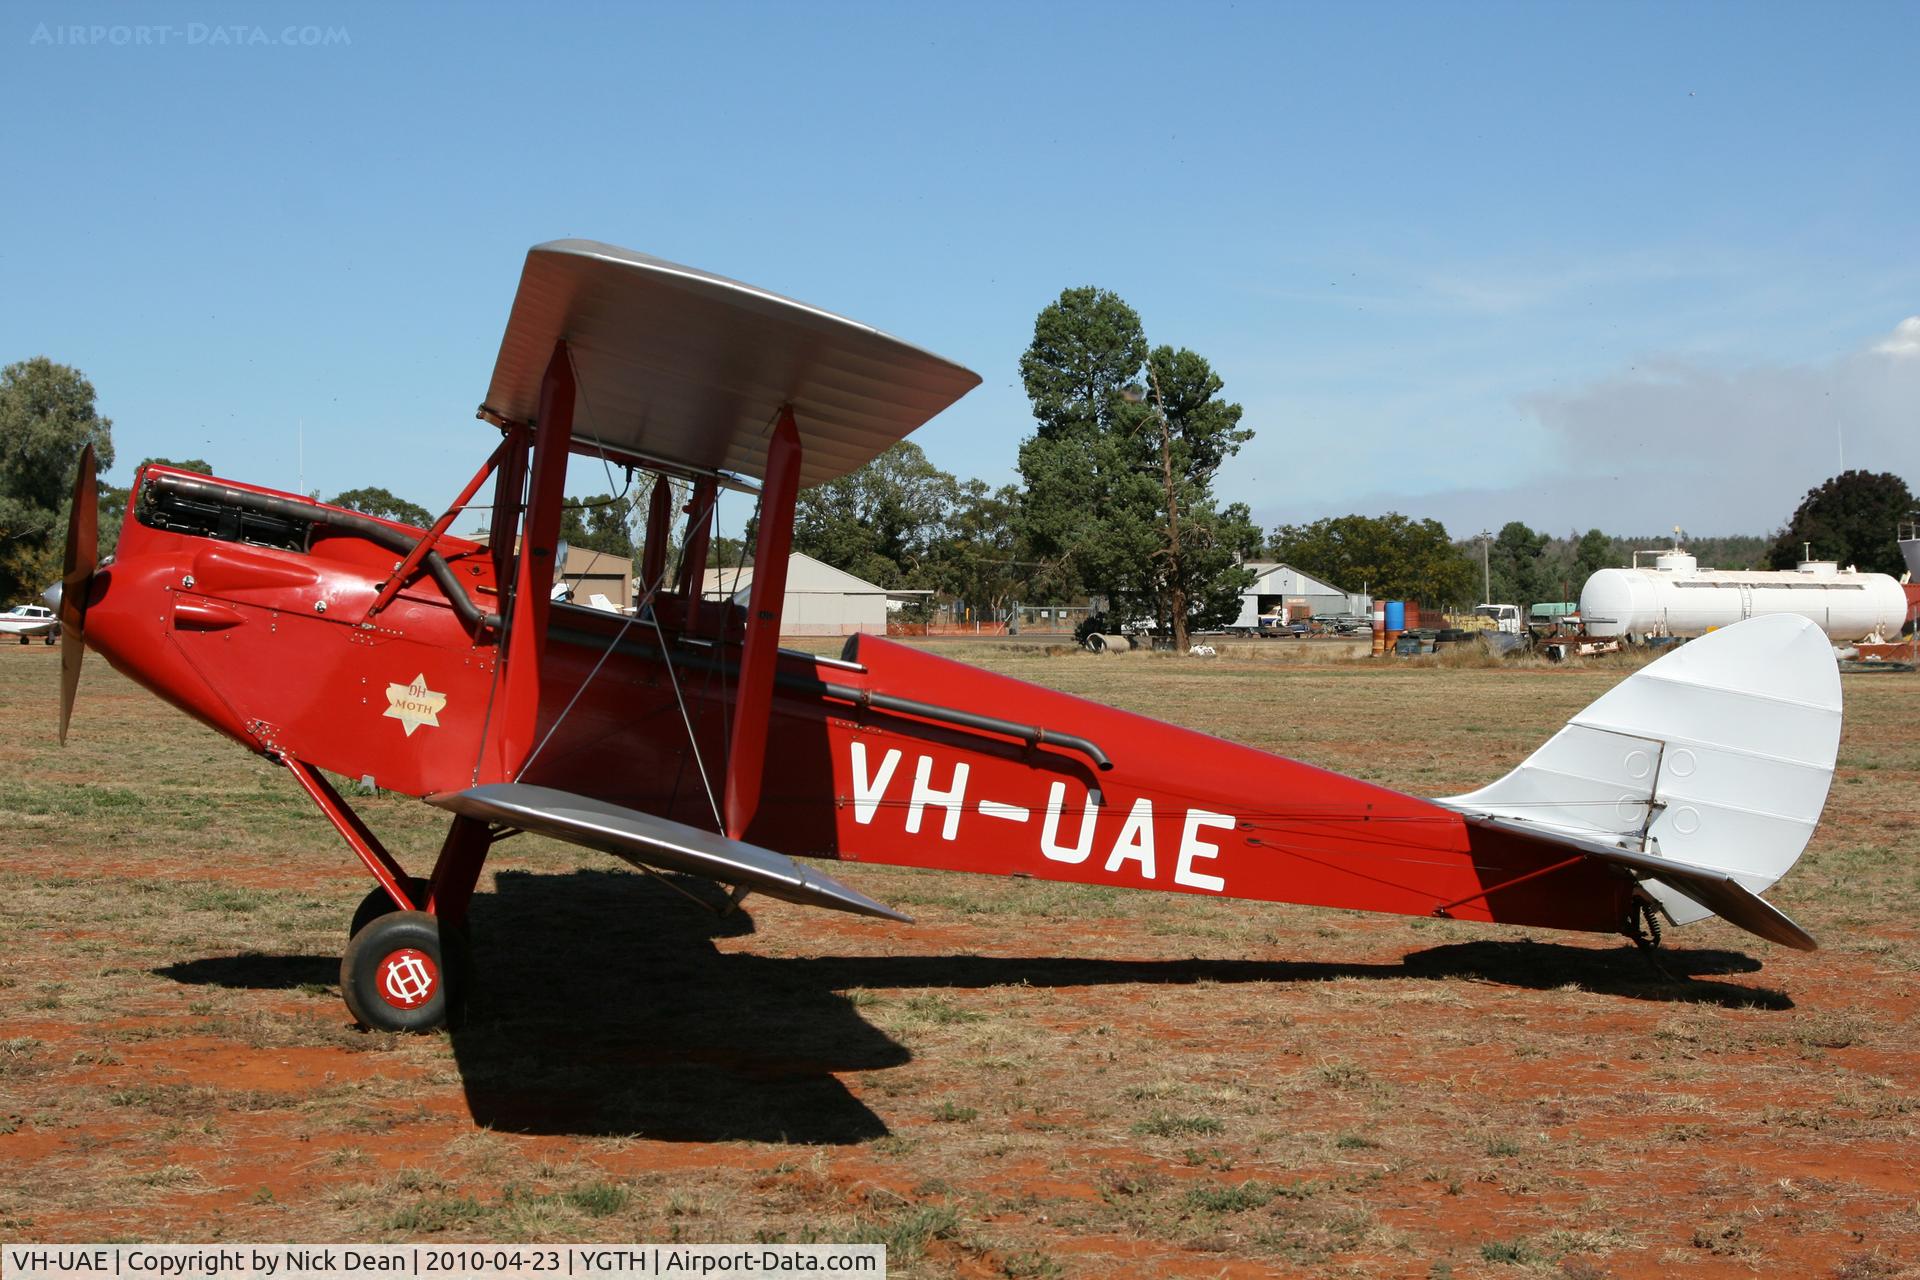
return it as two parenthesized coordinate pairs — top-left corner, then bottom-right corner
(349, 876), (431, 939)
(342, 910), (459, 1033)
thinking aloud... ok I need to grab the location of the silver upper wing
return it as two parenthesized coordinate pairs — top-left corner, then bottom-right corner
(481, 240), (981, 489)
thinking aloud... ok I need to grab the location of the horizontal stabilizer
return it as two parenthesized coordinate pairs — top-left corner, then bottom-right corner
(426, 783), (909, 923)
(1459, 814), (1817, 951)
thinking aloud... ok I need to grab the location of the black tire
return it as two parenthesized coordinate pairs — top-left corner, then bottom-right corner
(341, 910), (454, 1032)
(16, 635), (25, 646)
(42, 633), (54, 645)
(349, 876), (431, 939)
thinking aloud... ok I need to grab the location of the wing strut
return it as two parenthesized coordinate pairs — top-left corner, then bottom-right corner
(723, 408), (801, 840)
(364, 434), (509, 623)
(676, 476), (716, 632)
(639, 474), (673, 596)
(484, 340), (574, 780)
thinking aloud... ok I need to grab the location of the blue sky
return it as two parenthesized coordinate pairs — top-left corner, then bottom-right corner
(5, 1), (1917, 539)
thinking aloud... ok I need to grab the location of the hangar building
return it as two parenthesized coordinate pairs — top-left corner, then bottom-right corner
(703, 552), (891, 635)
(1230, 562), (1367, 630)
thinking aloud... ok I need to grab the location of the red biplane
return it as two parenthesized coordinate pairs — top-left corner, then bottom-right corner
(50, 241), (1841, 1031)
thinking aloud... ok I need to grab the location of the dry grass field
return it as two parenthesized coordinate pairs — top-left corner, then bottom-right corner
(0, 639), (1915, 1279)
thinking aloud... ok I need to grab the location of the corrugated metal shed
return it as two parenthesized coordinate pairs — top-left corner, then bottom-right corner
(1230, 562), (1366, 629)
(703, 553), (889, 635)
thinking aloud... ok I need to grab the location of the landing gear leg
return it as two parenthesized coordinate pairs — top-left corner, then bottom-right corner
(1626, 899), (1675, 982)
(334, 820), (493, 1033)
(280, 757), (489, 1033)
(350, 876), (430, 939)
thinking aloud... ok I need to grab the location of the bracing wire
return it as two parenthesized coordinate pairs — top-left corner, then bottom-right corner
(513, 484), (721, 783)
(512, 575), (656, 783)
(646, 606), (724, 831)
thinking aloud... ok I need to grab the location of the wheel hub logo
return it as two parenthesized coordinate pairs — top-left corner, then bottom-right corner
(379, 948), (437, 1008)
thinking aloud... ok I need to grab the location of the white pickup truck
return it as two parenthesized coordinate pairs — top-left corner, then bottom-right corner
(1472, 603), (1523, 634)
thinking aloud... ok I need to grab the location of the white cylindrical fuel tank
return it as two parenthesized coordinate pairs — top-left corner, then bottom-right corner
(1581, 556), (1908, 642)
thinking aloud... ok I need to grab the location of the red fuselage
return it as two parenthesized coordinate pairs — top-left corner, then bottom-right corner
(87, 466), (1633, 937)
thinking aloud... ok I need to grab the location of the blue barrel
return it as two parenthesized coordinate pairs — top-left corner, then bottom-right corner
(1385, 600), (1406, 631)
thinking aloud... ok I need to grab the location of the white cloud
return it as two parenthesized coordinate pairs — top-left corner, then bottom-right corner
(1259, 318), (1920, 537)
(1873, 316), (1920, 357)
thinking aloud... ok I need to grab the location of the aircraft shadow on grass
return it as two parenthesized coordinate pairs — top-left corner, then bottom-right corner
(157, 868), (1790, 1142)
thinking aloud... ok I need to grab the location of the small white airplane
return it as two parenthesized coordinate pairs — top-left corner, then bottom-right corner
(0, 603), (59, 644)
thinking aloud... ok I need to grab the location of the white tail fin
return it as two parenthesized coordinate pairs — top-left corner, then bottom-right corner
(1439, 614), (1841, 945)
